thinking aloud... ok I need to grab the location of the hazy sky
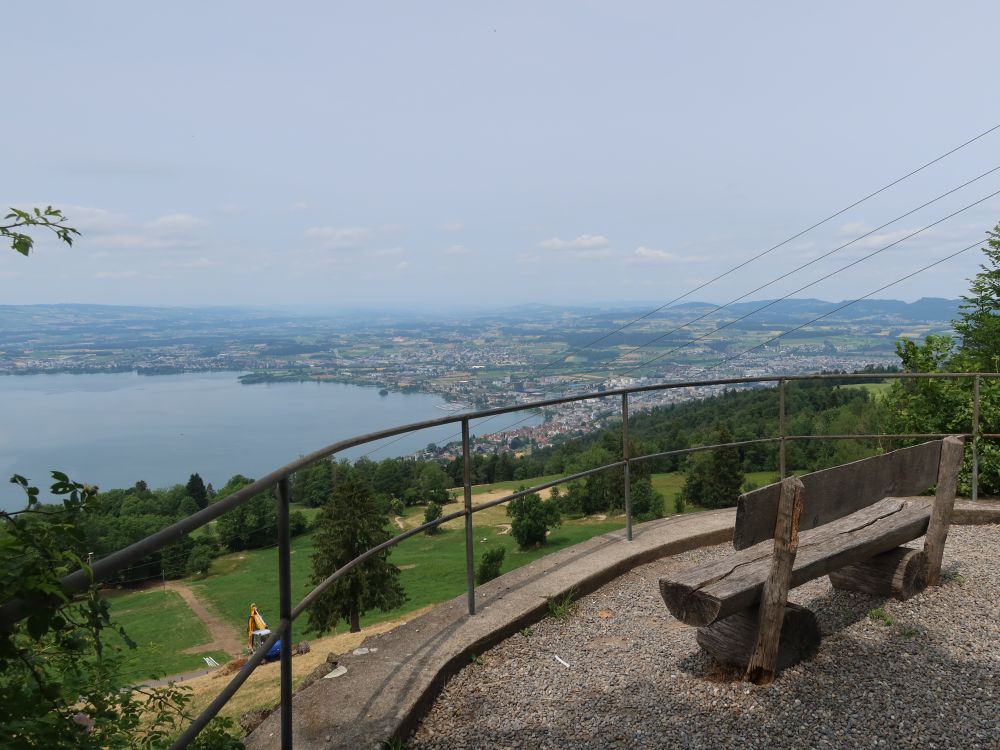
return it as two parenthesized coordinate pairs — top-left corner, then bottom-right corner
(5, 1), (1000, 309)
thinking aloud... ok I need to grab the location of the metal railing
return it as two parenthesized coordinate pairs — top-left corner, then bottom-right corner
(1, 371), (997, 748)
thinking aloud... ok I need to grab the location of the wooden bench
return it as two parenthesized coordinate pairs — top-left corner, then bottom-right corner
(659, 437), (964, 683)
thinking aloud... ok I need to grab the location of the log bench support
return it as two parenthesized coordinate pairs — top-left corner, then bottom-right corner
(697, 603), (821, 673)
(828, 547), (928, 600)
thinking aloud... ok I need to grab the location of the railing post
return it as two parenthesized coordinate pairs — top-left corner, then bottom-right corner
(462, 419), (476, 615)
(622, 392), (633, 541)
(972, 375), (981, 502)
(275, 476), (293, 750)
(778, 378), (787, 480)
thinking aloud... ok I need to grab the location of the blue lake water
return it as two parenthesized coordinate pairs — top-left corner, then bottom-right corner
(0, 372), (540, 511)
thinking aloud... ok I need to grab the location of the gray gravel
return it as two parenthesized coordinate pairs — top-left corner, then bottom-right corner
(410, 525), (1000, 749)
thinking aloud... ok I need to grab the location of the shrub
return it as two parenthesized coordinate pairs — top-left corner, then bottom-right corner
(423, 501), (443, 534)
(289, 510), (309, 537)
(507, 491), (560, 549)
(476, 547), (506, 584)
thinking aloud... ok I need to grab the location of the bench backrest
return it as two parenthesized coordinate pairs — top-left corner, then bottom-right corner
(733, 440), (944, 550)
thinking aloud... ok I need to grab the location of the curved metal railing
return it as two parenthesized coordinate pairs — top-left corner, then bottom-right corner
(2, 371), (998, 748)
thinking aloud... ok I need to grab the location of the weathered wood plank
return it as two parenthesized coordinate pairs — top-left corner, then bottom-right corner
(828, 547), (927, 600)
(660, 496), (933, 626)
(733, 441), (943, 551)
(924, 435), (964, 585)
(696, 603), (821, 672)
(745, 477), (803, 684)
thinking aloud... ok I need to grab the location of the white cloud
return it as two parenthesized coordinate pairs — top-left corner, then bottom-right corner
(539, 234), (610, 251)
(394, 261), (410, 271)
(304, 226), (372, 250)
(630, 246), (704, 264)
(146, 213), (208, 233)
(441, 244), (471, 255)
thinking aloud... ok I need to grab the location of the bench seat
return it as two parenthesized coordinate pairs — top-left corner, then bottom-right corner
(660, 495), (933, 627)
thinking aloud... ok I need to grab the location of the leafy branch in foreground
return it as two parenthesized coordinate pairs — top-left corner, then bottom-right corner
(2, 205), (80, 256)
(0, 473), (242, 749)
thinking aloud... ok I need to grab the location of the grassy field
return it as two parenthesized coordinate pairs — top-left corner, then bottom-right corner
(104, 468), (766, 678)
(840, 382), (892, 399)
(99, 589), (230, 681)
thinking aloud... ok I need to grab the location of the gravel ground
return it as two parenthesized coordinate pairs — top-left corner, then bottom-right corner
(410, 525), (1000, 750)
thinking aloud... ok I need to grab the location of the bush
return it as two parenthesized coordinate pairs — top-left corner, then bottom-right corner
(186, 546), (215, 577)
(476, 547), (506, 584)
(674, 493), (687, 515)
(389, 498), (405, 517)
(289, 510), (309, 537)
(507, 491), (560, 549)
(423, 501), (443, 534)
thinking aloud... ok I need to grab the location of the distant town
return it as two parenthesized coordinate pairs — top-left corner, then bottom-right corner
(0, 298), (957, 456)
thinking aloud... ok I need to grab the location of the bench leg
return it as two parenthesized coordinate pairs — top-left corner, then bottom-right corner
(696, 603), (821, 673)
(828, 547), (928, 600)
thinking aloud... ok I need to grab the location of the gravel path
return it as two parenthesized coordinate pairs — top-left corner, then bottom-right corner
(410, 525), (1000, 749)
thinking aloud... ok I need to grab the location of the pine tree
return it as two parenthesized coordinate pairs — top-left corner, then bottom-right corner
(954, 223), (1000, 371)
(308, 470), (405, 633)
(185, 472), (208, 509)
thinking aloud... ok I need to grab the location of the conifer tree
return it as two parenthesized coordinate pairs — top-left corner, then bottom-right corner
(308, 469), (405, 633)
(186, 472), (208, 509)
(954, 223), (1000, 371)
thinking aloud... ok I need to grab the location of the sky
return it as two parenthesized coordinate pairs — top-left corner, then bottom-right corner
(4, 1), (1000, 310)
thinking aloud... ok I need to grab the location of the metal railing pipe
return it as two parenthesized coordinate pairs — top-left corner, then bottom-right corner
(779, 378), (787, 480)
(462, 419), (475, 616)
(275, 477), (293, 750)
(972, 375), (981, 502)
(622, 393), (633, 541)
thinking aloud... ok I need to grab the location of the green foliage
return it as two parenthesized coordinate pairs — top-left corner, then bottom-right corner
(674, 493), (688, 515)
(214, 475), (277, 552)
(307, 469), (406, 633)
(475, 546), (506, 585)
(290, 459), (333, 508)
(680, 426), (744, 509)
(186, 473), (209, 510)
(2, 205), (79, 256)
(868, 607), (893, 626)
(422, 501), (443, 533)
(507, 491), (561, 548)
(954, 223), (1000, 372)
(0, 472), (243, 749)
(629, 477), (664, 521)
(546, 588), (576, 619)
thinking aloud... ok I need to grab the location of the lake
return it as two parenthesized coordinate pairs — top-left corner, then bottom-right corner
(0, 372), (541, 511)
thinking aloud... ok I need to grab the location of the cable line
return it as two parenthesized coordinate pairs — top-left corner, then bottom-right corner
(534, 121), (1000, 373)
(579, 166), (1000, 376)
(586, 186), (1000, 381)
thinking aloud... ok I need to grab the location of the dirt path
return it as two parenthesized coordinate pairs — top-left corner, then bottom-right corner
(164, 581), (243, 657)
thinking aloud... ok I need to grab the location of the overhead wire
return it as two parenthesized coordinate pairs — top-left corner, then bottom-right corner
(573, 185), (1000, 382)
(573, 165), (1000, 377)
(531, 121), (1000, 374)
